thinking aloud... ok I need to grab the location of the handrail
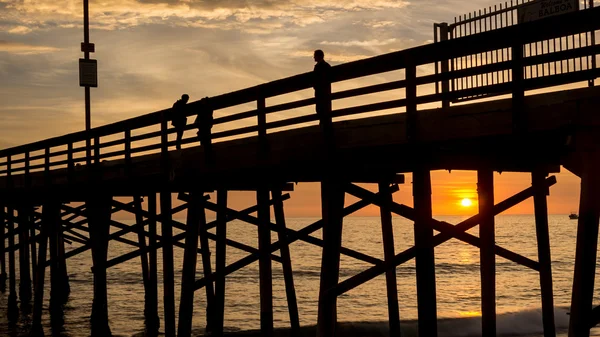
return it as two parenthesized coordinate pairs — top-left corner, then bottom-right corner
(0, 6), (598, 182)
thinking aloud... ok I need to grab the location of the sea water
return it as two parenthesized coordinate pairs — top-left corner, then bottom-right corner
(1, 215), (599, 336)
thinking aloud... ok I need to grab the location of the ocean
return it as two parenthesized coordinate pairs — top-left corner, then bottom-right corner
(1, 214), (599, 337)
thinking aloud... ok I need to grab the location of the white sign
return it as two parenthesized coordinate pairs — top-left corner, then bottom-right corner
(518, 0), (579, 23)
(79, 59), (97, 87)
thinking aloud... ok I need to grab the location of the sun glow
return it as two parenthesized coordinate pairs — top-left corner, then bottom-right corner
(461, 198), (473, 207)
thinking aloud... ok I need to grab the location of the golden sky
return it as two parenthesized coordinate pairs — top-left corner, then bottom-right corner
(0, 0), (591, 217)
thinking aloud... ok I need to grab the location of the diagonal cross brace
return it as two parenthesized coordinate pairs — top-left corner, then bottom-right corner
(103, 194), (291, 268)
(193, 184), (400, 291)
(346, 183), (540, 270)
(330, 176), (557, 297)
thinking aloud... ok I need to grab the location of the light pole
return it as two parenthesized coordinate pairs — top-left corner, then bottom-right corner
(79, 0), (96, 164)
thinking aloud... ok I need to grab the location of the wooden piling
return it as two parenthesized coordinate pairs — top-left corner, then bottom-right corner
(18, 206), (32, 306)
(147, 193), (160, 333)
(412, 169), (437, 337)
(317, 180), (345, 337)
(87, 195), (113, 336)
(133, 196), (151, 319)
(57, 226), (71, 301)
(568, 151), (600, 337)
(160, 190), (176, 337)
(30, 216), (36, 291)
(272, 189), (300, 334)
(478, 170), (496, 337)
(198, 194), (217, 334)
(32, 202), (56, 333)
(257, 188), (274, 337)
(214, 189), (228, 335)
(378, 181), (401, 337)
(0, 203), (6, 292)
(177, 192), (204, 337)
(532, 171), (556, 337)
(7, 206), (17, 320)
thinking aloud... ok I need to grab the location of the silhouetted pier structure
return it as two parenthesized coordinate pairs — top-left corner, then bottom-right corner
(0, 3), (599, 337)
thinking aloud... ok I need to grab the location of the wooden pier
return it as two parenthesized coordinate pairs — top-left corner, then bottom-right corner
(1, 4), (600, 337)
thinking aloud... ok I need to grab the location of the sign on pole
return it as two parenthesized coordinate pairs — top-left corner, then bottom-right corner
(518, 0), (579, 23)
(79, 59), (98, 87)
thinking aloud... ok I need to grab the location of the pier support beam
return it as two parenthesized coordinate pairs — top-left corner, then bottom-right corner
(32, 202), (57, 334)
(133, 196), (151, 326)
(379, 181), (401, 337)
(88, 195), (113, 336)
(147, 193), (160, 333)
(317, 180), (345, 337)
(568, 150), (600, 337)
(160, 190), (176, 337)
(7, 206), (17, 321)
(198, 194), (217, 334)
(214, 189), (228, 335)
(478, 170), (496, 337)
(257, 188), (274, 337)
(18, 206), (32, 307)
(532, 171), (556, 337)
(0, 203), (6, 292)
(413, 169), (437, 337)
(272, 189), (300, 334)
(177, 192), (204, 337)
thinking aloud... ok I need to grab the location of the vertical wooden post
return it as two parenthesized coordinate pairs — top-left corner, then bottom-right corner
(214, 189), (228, 335)
(30, 215), (37, 291)
(32, 202), (56, 334)
(57, 228), (70, 302)
(198, 194), (217, 334)
(147, 193), (160, 332)
(160, 110), (176, 337)
(532, 170), (556, 337)
(272, 189), (300, 334)
(478, 170), (496, 337)
(317, 180), (345, 337)
(160, 190), (176, 337)
(257, 187), (274, 337)
(18, 206), (32, 306)
(49, 204), (61, 310)
(7, 205), (18, 320)
(87, 195), (112, 336)
(0, 202), (6, 292)
(405, 60), (417, 142)
(413, 169), (437, 337)
(134, 196), (151, 317)
(511, 40), (526, 134)
(379, 181), (401, 337)
(177, 192), (203, 337)
(439, 22), (451, 110)
(568, 151), (600, 337)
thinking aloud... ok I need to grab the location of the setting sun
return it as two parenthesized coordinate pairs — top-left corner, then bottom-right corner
(461, 198), (473, 207)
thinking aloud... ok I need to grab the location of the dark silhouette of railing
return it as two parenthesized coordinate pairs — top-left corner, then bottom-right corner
(0, 6), (598, 187)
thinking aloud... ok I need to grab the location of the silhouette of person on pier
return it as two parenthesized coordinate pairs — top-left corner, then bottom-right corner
(172, 94), (189, 150)
(313, 49), (334, 148)
(195, 97), (214, 164)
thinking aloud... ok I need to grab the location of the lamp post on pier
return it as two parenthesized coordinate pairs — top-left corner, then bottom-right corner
(79, 0), (97, 165)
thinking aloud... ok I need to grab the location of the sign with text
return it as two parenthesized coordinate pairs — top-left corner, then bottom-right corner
(518, 0), (579, 23)
(79, 59), (97, 87)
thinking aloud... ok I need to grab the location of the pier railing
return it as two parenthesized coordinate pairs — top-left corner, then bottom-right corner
(0, 6), (599, 188)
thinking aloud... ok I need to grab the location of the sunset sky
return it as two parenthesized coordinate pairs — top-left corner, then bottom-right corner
(0, 0), (588, 217)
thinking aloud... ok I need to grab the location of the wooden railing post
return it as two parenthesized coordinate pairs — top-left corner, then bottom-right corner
(124, 130), (132, 177)
(67, 142), (74, 182)
(405, 59), (418, 142)
(44, 148), (50, 187)
(257, 95), (268, 160)
(94, 136), (100, 165)
(511, 39), (526, 134)
(439, 22), (451, 109)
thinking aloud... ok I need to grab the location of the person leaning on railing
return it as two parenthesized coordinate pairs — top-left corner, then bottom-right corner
(194, 97), (214, 164)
